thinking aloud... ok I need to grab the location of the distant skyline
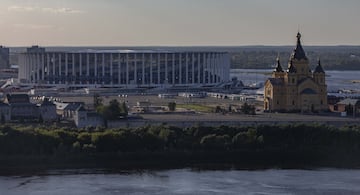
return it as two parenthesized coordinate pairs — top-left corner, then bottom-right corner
(1, 0), (360, 46)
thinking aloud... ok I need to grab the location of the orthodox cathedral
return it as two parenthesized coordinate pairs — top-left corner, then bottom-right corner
(264, 32), (328, 112)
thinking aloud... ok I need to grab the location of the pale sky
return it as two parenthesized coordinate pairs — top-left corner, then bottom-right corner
(1, 0), (360, 46)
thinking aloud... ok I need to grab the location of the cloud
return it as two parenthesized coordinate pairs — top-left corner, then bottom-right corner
(7, 6), (85, 14)
(12, 23), (55, 30)
(8, 6), (35, 12)
(42, 7), (85, 14)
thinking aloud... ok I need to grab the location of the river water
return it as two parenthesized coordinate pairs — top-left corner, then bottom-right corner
(231, 69), (360, 93)
(1, 169), (360, 195)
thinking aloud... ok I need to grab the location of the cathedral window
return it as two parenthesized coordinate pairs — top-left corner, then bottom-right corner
(292, 100), (295, 105)
(320, 100), (323, 105)
(277, 100), (279, 105)
(292, 78), (295, 83)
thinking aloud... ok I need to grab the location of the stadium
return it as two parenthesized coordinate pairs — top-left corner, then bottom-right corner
(18, 49), (230, 88)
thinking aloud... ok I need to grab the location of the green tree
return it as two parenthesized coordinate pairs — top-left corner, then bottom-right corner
(97, 99), (127, 120)
(93, 93), (103, 109)
(240, 103), (256, 115)
(119, 101), (128, 117)
(168, 102), (176, 111)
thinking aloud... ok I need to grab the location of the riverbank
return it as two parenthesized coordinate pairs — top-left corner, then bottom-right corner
(1, 124), (360, 174)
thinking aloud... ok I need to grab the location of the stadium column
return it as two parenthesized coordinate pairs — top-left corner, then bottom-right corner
(86, 53), (90, 85)
(219, 54), (223, 82)
(79, 53), (82, 85)
(179, 53), (182, 84)
(203, 53), (206, 84)
(46, 53), (50, 84)
(197, 53), (201, 84)
(118, 53), (121, 85)
(72, 53), (75, 85)
(185, 53), (188, 84)
(36, 53), (40, 83)
(207, 53), (211, 84)
(172, 53), (175, 85)
(158, 53), (160, 85)
(211, 53), (215, 84)
(52, 53), (55, 84)
(126, 53), (129, 85)
(227, 53), (230, 81)
(29, 54), (33, 83)
(20, 54), (24, 81)
(222, 53), (225, 82)
(29, 54), (32, 82)
(209, 53), (213, 84)
(165, 53), (168, 85)
(150, 53), (153, 85)
(24, 54), (27, 82)
(192, 53), (195, 84)
(102, 53), (105, 85)
(94, 53), (97, 85)
(213, 53), (217, 83)
(215, 53), (219, 83)
(65, 53), (68, 84)
(204, 53), (208, 84)
(110, 53), (113, 85)
(32, 54), (35, 83)
(58, 53), (62, 84)
(28, 54), (32, 83)
(142, 53), (145, 85)
(214, 54), (220, 83)
(41, 53), (45, 81)
(134, 53), (137, 86)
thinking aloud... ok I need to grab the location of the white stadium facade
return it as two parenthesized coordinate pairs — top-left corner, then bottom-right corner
(18, 49), (230, 88)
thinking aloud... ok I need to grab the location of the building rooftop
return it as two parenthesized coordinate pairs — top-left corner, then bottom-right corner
(23, 48), (228, 54)
(337, 98), (360, 105)
(5, 94), (30, 104)
(291, 32), (308, 61)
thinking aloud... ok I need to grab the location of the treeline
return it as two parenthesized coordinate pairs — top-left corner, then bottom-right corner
(1, 124), (360, 169)
(231, 49), (360, 70)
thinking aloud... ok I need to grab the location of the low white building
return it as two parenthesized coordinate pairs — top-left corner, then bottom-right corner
(74, 106), (104, 128)
(39, 99), (58, 122)
(0, 94), (57, 122)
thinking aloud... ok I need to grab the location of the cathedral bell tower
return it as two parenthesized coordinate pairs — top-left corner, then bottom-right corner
(290, 32), (312, 80)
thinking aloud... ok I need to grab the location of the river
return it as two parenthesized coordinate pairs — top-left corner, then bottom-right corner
(1, 169), (360, 194)
(231, 69), (360, 93)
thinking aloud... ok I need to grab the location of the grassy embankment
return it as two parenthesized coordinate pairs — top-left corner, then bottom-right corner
(176, 104), (214, 113)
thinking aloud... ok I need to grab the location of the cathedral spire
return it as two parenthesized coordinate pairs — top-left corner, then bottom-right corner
(314, 58), (325, 73)
(291, 32), (308, 61)
(288, 60), (297, 73)
(274, 55), (284, 72)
